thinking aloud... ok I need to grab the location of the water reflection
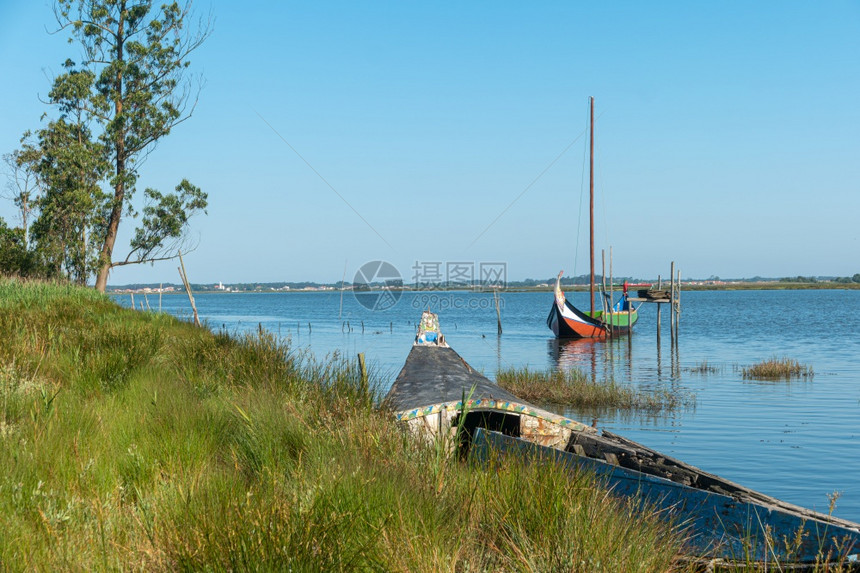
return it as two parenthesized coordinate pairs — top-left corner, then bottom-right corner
(546, 336), (690, 429)
(654, 331), (682, 382)
(547, 338), (601, 376)
(546, 336), (638, 383)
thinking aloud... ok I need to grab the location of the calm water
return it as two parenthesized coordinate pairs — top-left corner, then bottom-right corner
(115, 288), (860, 521)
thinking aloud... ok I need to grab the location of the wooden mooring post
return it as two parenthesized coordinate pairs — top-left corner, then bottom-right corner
(627, 261), (681, 341)
(493, 289), (502, 335)
(656, 275), (662, 343)
(670, 261), (676, 344)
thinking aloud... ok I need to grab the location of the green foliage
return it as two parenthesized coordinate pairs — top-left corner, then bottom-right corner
(18, 93), (109, 283)
(0, 218), (33, 276)
(5, 1), (211, 289)
(126, 180), (208, 266)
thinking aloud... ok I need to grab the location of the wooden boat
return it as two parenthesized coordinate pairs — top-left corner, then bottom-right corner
(548, 271), (638, 338)
(548, 96), (638, 339)
(385, 311), (589, 450)
(386, 312), (860, 568)
(473, 429), (860, 569)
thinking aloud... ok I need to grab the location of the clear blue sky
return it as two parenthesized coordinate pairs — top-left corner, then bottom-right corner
(2, 1), (859, 285)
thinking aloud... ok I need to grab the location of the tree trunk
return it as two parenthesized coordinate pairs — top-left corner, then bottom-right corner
(94, 181), (123, 292)
(94, 4), (126, 293)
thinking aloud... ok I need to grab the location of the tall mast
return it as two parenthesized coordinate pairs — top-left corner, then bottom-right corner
(589, 96), (595, 315)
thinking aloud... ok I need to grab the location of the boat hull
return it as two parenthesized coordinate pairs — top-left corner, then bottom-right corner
(547, 272), (638, 339)
(384, 344), (593, 450)
(547, 299), (638, 339)
(473, 429), (860, 567)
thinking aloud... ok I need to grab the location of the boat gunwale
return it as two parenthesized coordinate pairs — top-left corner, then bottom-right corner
(391, 397), (594, 433)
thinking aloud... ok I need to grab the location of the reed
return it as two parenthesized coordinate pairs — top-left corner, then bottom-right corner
(0, 278), (695, 571)
(688, 360), (720, 374)
(496, 366), (693, 412)
(742, 357), (813, 380)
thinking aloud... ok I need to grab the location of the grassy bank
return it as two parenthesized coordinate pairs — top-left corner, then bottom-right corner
(496, 366), (694, 413)
(0, 279), (689, 571)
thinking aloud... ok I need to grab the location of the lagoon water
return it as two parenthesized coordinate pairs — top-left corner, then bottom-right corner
(115, 288), (860, 521)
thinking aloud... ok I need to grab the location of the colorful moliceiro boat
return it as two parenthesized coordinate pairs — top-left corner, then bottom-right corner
(385, 312), (860, 568)
(547, 270), (638, 339)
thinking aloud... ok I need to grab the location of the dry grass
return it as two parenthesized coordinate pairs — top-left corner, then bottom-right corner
(742, 357), (813, 380)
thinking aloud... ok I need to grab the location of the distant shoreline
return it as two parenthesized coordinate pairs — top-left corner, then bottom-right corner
(108, 281), (860, 295)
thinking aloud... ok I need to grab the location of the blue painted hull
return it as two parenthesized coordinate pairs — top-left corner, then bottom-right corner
(472, 429), (860, 567)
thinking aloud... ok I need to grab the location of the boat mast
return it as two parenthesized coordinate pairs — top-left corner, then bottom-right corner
(589, 96), (595, 315)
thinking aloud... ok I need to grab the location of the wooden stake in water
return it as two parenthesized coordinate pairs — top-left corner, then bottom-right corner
(159, 283), (162, 312)
(358, 352), (367, 385)
(177, 250), (200, 327)
(609, 247), (615, 337)
(656, 274), (662, 343)
(339, 259), (347, 320)
(676, 268), (682, 333)
(493, 289), (502, 335)
(669, 262), (675, 343)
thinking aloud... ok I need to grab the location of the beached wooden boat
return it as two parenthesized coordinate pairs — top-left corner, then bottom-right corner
(473, 429), (860, 569)
(386, 312), (860, 568)
(548, 97), (638, 339)
(385, 312), (590, 449)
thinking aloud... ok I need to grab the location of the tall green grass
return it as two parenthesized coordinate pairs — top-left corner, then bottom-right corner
(0, 279), (696, 570)
(496, 366), (694, 412)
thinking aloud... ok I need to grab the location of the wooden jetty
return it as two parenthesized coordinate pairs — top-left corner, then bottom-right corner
(627, 261), (682, 342)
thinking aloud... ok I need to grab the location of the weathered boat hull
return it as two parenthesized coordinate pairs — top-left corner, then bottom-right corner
(385, 344), (592, 450)
(473, 429), (860, 568)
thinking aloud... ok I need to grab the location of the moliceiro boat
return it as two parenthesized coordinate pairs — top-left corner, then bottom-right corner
(548, 97), (638, 339)
(385, 312), (860, 569)
(548, 270), (637, 339)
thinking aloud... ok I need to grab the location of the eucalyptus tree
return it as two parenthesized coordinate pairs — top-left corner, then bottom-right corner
(1, 151), (39, 247)
(0, 218), (31, 276)
(16, 60), (109, 283)
(53, 0), (211, 291)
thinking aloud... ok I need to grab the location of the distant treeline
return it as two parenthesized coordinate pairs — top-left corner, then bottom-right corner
(779, 274), (860, 284)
